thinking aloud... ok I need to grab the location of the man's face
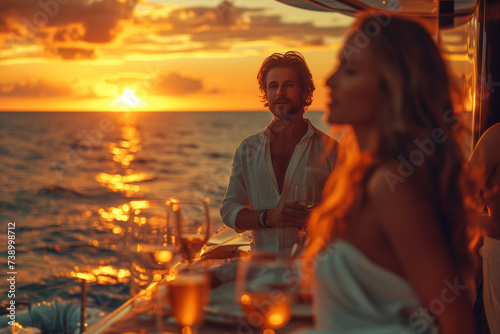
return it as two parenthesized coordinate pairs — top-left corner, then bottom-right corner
(265, 67), (304, 120)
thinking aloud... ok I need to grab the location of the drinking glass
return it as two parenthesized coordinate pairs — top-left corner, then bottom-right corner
(169, 269), (210, 334)
(170, 198), (211, 266)
(293, 184), (314, 248)
(293, 184), (315, 210)
(236, 255), (299, 334)
(126, 200), (177, 295)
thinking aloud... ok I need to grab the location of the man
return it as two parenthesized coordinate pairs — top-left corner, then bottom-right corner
(220, 51), (338, 257)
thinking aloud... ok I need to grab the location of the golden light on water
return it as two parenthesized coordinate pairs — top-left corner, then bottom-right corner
(72, 272), (96, 281)
(95, 172), (151, 197)
(69, 266), (131, 284)
(129, 200), (152, 210)
(98, 205), (130, 222)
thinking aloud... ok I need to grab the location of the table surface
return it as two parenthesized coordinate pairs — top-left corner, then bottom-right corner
(85, 259), (314, 334)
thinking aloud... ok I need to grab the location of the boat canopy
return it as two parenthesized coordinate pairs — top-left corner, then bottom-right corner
(276, 0), (477, 28)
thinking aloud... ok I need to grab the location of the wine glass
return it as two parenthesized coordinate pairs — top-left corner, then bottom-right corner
(170, 198), (211, 266)
(126, 200), (178, 333)
(169, 269), (210, 334)
(126, 200), (177, 295)
(236, 254), (299, 334)
(293, 184), (315, 210)
(293, 184), (314, 248)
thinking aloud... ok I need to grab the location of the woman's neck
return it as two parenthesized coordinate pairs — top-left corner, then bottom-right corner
(352, 125), (378, 152)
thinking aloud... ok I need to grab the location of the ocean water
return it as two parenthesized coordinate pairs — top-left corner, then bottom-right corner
(0, 111), (330, 312)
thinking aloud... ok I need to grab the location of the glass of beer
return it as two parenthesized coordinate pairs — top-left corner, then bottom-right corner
(170, 198), (211, 266)
(236, 254), (299, 333)
(169, 270), (210, 334)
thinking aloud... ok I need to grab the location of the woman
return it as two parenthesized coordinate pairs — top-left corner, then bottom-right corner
(468, 122), (500, 333)
(303, 13), (479, 334)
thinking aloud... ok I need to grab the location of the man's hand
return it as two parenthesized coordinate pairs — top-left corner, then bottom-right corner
(266, 202), (311, 228)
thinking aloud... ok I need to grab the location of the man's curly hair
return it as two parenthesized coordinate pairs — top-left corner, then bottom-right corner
(257, 51), (315, 108)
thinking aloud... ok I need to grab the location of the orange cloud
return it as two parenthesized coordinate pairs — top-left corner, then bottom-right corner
(154, 72), (203, 95)
(0, 79), (74, 97)
(48, 46), (95, 59)
(0, 0), (137, 59)
(1, 0), (348, 61)
(100, 71), (210, 97)
(130, 3), (348, 52)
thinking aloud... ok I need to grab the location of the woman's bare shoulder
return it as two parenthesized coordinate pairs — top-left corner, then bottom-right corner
(366, 161), (422, 197)
(365, 162), (436, 231)
(469, 123), (500, 178)
(473, 123), (500, 157)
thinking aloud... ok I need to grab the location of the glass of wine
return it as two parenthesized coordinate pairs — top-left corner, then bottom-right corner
(126, 200), (177, 296)
(170, 197), (211, 266)
(293, 184), (314, 248)
(169, 269), (210, 334)
(236, 254), (299, 334)
(293, 184), (315, 210)
(126, 200), (179, 333)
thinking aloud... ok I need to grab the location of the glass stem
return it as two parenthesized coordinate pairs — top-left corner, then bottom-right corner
(155, 283), (162, 333)
(182, 325), (199, 334)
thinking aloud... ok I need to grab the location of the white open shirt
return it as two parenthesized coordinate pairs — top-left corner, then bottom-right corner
(220, 119), (337, 257)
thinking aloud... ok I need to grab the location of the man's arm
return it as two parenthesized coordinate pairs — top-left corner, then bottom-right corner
(220, 147), (250, 231)
(221, 145), (309, 231)
(234, 204), (309, 230)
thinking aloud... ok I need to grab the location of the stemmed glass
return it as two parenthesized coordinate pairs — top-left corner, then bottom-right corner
(293, 184), (315, 248)
(293, 184), (315, 210)
(169, 268), (210, 334)
(126, 200), (177, 295)
(125, 200), (177, 333)
(236, 255), (299, 334)
(170, 197), (211, 266)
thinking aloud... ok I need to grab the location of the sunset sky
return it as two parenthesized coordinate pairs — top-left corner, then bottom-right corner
(0, 0), (357, 112)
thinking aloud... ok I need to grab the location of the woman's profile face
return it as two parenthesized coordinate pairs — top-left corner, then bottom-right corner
(325, 35), (381, 128)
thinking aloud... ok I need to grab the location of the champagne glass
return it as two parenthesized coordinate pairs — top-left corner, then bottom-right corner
(169, 269), (210, 334)
(236, 255), (299, 334)
(170, 198), (211, 266)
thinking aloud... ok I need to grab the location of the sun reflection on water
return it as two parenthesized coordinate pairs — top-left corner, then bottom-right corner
(70, 265), (131, 285)
(93, 118), (153, 197)
(79, 114), (152, 290)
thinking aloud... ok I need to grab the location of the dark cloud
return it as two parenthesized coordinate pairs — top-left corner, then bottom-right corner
(49, 46), (95, 59)
(0, 0), (345, 60)
(0, 0), (136, 47)
(155, 73), (204, 96)
(0, 79), (74, 97)
(100, 71), (207, 96)
(52, 26), (84, 42)
(126, 3), (348, 54)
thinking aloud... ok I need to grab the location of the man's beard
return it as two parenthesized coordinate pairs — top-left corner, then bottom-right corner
(269, 99), (303, 120)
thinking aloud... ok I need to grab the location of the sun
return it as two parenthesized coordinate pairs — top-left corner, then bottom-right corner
(111, 88), (144, 109)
